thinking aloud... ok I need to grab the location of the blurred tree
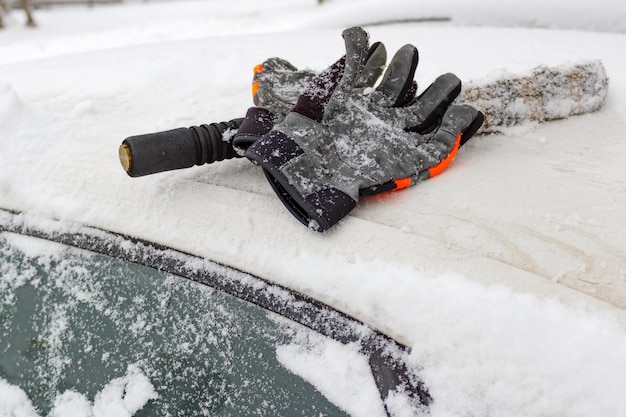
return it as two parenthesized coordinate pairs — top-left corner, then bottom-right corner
(0, 0), (36, 28)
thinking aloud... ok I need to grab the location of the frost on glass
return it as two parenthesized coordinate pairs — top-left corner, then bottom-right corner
(0, 232), (350, 417)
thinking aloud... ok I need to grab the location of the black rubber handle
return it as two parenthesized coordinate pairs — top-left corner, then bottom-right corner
(120, 118), (243, 177)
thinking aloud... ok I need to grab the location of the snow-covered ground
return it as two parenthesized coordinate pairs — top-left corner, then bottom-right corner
(1, 0), (626, 416)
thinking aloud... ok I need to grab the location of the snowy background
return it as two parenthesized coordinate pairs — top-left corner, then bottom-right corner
(1, 0), (626, 416)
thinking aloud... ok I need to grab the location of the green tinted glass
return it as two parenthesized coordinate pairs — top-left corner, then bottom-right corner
(0, 232), (350, 416)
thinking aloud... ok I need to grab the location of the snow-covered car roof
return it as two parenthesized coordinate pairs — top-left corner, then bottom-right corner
(1, 1), (626, 416)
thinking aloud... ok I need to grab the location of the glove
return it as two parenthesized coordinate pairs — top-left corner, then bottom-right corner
(252, 40), (389, 119)
(245, 27), (484, 232)
(233, 40), (389, 151)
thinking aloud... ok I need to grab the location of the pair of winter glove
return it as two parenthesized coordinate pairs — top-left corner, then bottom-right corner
(121, 26), (483, 232)
(239, 27), (483, 231)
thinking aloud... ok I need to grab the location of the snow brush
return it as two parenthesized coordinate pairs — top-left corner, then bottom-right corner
(459, 59), (608, 134)
(119, 118), (243, 177)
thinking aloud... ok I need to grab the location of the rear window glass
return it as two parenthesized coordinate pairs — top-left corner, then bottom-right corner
(0, 232), (354, 416)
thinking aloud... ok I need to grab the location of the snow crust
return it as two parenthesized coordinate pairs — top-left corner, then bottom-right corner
(1, 1), (626, 416)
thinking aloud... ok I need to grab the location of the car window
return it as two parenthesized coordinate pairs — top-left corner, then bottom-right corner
(0, 231), (352, 416)
(0, 210), (430, 417)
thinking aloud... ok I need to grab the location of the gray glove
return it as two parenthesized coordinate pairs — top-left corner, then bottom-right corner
(252, 40), (389, 119)
(234, 40), (390, 150)
(246, 27), (483, 232)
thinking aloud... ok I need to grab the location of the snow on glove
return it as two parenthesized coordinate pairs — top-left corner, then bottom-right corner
(233, 41), (390, 151)
(246, 27), (484, 232)
(252, 41), (389, 119)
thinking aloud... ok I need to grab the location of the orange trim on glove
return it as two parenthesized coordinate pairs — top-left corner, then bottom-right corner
(394, 177), (412, 190)
(428, 133), (461, 178)
(252, 63), (263, 97)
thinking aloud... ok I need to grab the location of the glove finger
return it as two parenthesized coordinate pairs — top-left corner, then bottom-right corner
(398, 80), (417, 107)
(253, 57), (298, 86)
(253, 57), (316, 116)
(376, 44), (419, 107)
(405, 72), (462, 132)
(420, 105), (482, 178)
(355, 41), (387, 89)
(291, 26), (369, 122)
(336, 26), (371, 95)
(252, 57), (298, 106)
(459, 110), (485, 146)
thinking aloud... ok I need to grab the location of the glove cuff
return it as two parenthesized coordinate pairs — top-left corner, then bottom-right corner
(232, 107), (278, 152)
(246, 130), (356, 232)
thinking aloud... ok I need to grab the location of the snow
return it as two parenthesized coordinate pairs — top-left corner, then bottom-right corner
(0, 365), (157, 417)
(0, 378), (38, 417)
(277, 335), (387, 417)
(1, 0), (626, 416)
